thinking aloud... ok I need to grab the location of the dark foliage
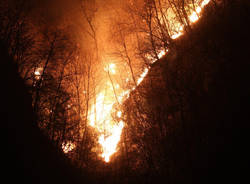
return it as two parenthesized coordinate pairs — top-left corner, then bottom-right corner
(1, 41), (87, 184)
(122, 0), (250, 183)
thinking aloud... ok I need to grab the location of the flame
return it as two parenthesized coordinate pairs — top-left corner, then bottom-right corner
(137, 68), (149, 85)
(34, 70), (40, 76)
(98, 121), (124, 162)
(104, 63), (116, 74)
(201, 0), (210, 7)
(157, 49), (168, 59)
(118, 89), (131, 103)
(34, 67), (43, 80)
(117, 111), (122, 118)
(85, 0), (210, 163)
(62, 141), (76, 153)
(89, 92), (114, 128)
(88, 63), (125, 162)
(171, 0), (210, 39)
(88, 62), (152, 162)
(171, 25), (184, 39)
(189, 11), (199, 23)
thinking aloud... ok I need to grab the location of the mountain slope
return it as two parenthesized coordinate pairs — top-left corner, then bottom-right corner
(123, 1), (250, 183)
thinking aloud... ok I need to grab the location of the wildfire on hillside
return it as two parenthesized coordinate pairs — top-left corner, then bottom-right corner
(62, 0), (211, 163)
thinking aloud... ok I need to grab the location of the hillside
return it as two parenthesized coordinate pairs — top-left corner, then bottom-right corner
(122, 1), (250, 183)
(1, 40), (87, 184)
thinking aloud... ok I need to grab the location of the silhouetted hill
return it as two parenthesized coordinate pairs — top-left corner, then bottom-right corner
(124, 1), (250, 183)
(1, 41), (87, 184)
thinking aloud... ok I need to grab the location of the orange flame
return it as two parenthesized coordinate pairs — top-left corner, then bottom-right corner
(88, 63), (125, 162)
(34, 67), (43, 80)
(171, 0), (210, 39)
(86, 0), (210, 163)
(62, 141), (76, 153)
(98, 121), (124, 162)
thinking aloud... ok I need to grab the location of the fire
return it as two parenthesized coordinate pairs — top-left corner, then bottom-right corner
(201, 0), (210, 7)
(118, 89), (131, 103)
(98, 121), (124, 162)
(89, 92), (114, 128)
(62, 141), (76, 153)
(88, 63), (126, 162)
(34, 67), (43, 80)
(189, 11), (199, 23)
(157, 49), (168, 59)
(171, 25), (184, 39)
(104, 63), (116, 74)
(85, 0), (210, 163)
(34, 70), (40, 76)
(171, 0), (211, 39)
(117, 111), (122, 118)
(188, 1), (211, 23)
(137, 68), (149, 85)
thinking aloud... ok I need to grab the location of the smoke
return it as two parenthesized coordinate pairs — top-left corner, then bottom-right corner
(15, 0), (133, 75)
(26, 0), (80, 29)
(25, 0), (125, 48)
